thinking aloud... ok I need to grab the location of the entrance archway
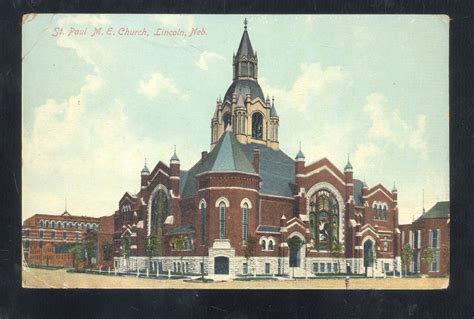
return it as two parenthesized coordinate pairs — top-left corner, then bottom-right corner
(214, 256), (229, 275)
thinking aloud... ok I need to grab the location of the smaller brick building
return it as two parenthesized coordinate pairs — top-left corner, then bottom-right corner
(22, 211), (113, 268)
(399, 201), (450, 276)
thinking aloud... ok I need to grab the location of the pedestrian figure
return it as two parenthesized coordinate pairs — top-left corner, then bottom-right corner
(345, 275), (350, 289)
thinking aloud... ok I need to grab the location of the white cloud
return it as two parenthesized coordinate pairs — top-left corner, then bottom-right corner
(260, 63), (351, 111)
(56, 15), (111, 68)
(137, 72), (182, 100)
(363, 92), (428, 158)
(195, 51), (225, 70)
(352, 142), (379, 170)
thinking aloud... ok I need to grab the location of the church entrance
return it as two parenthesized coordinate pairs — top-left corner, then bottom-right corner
(363, 240), (374, 276)
(214, 256), (229, 275)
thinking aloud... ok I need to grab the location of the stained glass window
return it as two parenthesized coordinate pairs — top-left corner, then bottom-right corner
(309, 190), (339, 251)
(219, 202), (226, 239)
(242, 204), (249, 242)
(201, 203), (207, 244)
(150, 188), (169, 237)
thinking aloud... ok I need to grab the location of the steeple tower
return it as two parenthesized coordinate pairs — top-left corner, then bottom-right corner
(233, 19), (258, 81)
(211, 19), (280, 151)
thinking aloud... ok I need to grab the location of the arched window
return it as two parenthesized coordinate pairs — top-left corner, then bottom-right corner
(308, 190), (339, 251)
(242, 203), (249, 242)
(251, 112), (263, 139)
(223, 112), (232, 130)
(39, 221), (44, 228)
(383, 207), (388, 220)
(45, 221), (50, 228)
(378, 205), (382, 221)
(219, 202), (226, 239)
(268, 240), (274, 250)
(373, 206), (378, 220)
(200, 202), (207, 244)
(261, 239), (266, 251)
(150, 187), (170, 237)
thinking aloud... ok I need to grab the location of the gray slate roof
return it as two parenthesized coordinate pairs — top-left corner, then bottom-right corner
(256, 225), (281, 234)
(181, 132), (295, 199)
(415, 201), (450, 222)
(199, 131), (256, 174)
(236, 29), (255, 58)
(224, 79), (265, 102)
(241, 143), (295, 197)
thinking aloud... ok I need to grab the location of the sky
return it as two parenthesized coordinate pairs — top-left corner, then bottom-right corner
(22, 14), (449, 224)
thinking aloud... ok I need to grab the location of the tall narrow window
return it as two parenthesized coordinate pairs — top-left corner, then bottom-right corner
(39, 230), (44, 239)
(219, 202), (226, 239)
(261, 240), (266, 251)
(201, 203), (207, 244)
(241, 62), (248, 76)
(242, 203), (249, 242)
(249, 63), (255, 77)
(383, 207), (388, 220)
(373, 206), (378, 219)
(252, 112), (263, 139)
(378, 205), (382, 220)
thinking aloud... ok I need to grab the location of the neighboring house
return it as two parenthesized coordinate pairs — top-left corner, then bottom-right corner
(400, 201), (450, 276)
(22, 211), (111, 268)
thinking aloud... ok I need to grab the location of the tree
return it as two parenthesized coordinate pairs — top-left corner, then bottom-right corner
(173, 235), (187, 274)
(70, 244), (85, 270)
(422, 247), (435, 275)
(244, 235), (258, 276)
(103, 241), (112, 261)
(330, 241), (344, 274)
(145, 235), (162, 272)
(84, 242), (97, 269)
(122, 235), (131, 271)
(401, 244), (413, 277)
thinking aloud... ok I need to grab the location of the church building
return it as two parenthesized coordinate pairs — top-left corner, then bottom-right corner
(112, 21), (402, 277)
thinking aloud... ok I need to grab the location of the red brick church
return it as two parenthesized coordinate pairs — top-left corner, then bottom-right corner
(112, 22), (404, 277)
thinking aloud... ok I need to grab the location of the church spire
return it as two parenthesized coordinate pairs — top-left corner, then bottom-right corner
(233, 18), (258, 81)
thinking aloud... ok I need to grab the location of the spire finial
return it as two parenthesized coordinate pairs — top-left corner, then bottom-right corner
(272, 96), (275, 104)
(145, 157), (147, 166)
(347, 153), (350, 162)
(65, 197), (67, 213)
(244, 18), (248, 29)
(174, 144), (176, 154)
(299, 141), (302, 151)
(422, 188), (425, 213)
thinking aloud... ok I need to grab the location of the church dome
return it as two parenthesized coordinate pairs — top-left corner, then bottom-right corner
(223, 79), (265, 103)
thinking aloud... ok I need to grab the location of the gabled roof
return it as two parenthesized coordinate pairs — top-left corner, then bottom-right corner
(415, 201), (450, 222)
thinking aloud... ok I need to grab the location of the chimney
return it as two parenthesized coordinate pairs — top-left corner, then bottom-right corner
(201, 151), (208, 161)
(253, 149), (260, 174)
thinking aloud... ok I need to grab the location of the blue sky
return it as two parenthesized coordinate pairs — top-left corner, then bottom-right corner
(22, 14), (449, 224)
